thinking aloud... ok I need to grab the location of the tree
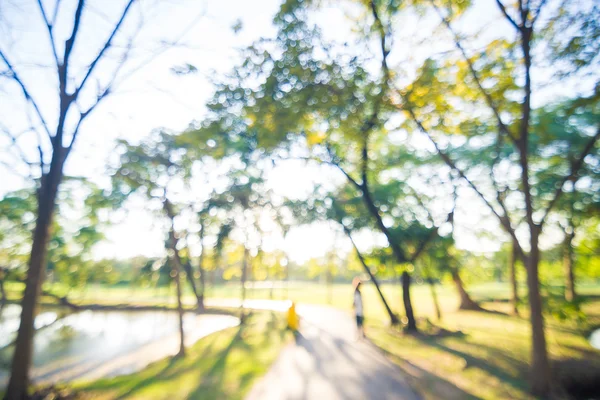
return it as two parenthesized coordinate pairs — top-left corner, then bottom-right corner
(0, 180), (113, 298)
(111, 130), (197, 357)
(0, 1), (202, 395)
(202, 167), (284, 321)
(286, 184), (422, 329)
(198, 0), (433, 331)
(398, 0), (600, 394)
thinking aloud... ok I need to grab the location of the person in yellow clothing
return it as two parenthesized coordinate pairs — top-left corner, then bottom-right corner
(287, 301), (299, 333)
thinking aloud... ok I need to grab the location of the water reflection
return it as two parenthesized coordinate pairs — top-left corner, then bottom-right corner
(0, 305), (238, 385)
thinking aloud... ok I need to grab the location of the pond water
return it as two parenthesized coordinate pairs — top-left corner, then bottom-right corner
(590, 328), (600, 350)
(0, 304), (239, 385)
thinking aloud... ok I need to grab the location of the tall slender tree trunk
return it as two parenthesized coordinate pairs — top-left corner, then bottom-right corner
(361, 187), (415, 328)
(426, 277), (442, 321)
(164, 200), (186, 357)
(182, 260), (203, 312)
(524, 240), (550, 395)
(172, 261), (186, 357)
(510, 241), (520, 315)
(198, 260), (206, 306)
(450, 267), (483, 311)
(198, 223), (206, 305)
(165, 203), (203, 312)
(0, 271), (6, 307)
(240, 246), (249, 323)
(167, 229), (186, 358)
(346, 227), (399, 326)
(563, 231), (576, 302)
(401, 271), (417, 332)
(6, 152), (65, 400)
(358, 139), (417, 331)
(518, 21), (551, 395)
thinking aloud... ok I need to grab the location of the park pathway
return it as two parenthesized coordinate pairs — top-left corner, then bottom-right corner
(243, 303), (420, 400)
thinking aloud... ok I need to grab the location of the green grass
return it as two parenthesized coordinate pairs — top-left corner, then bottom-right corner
(73, 311), (288, 400)
(364, 292), (600, 400)
(6, 280), (600, 399)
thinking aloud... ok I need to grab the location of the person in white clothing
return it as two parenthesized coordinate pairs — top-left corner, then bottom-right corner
(353, 277), (365, 338)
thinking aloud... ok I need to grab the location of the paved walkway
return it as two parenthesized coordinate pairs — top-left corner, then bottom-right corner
(244, 304), (420, 400)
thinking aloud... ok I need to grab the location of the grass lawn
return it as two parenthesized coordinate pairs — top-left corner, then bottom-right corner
(6, 280), (600, 399)
(364, 291), (600, 400)
(72, 311), (288, 400)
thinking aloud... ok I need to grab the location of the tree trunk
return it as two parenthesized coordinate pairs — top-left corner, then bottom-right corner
(168, 230), (186, 358)
(426, 277), (442, 321)
(182, 260), (203, 312)
(526, 235), (551, 395)
(401, 271), (417, 332)
(198, 224), (206, 305)
(199, 262), (206, 306)
(240, 246), (249, 323)
(163, 200), (185, 357)
(6, 152), (65, 400)
(357, 139), (417, 331)
(164, 202), (203, 312)
(359, 186), (416, 329)
(450, 267), (483, 311)
(563, 231), (576, 302)
(0, 271), (6, 307)
(510, 241), (519, 315)
(346, 227), (399, 326)
(517, 21), (551, 395)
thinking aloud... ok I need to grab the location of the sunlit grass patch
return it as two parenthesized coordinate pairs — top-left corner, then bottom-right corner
(74, 311), (288, 400)
(367, 302), (600, 400)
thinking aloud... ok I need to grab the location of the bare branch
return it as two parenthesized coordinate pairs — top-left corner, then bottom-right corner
(0, 50), (53, 139)
(60, 0), (85, 90)
(0, 123), (38, 169)
(369, 0), (390, 78)
(495, 0), (520, 30)
(539, 126), (600, 227)
(531, 0), (549, 25)
(408, 229), (437, 263)
(432, 2), (518, 143)
(36, 0), (60, 68)
(406, 107), (517, 236)
(24, 109), (47, 171)
(324, 147), (363, 192)
(50, 1), (60, 25)
(75, 0), (136, 98)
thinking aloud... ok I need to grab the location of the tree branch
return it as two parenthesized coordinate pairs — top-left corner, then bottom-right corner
(406, 107), (520, 244)
(0, 50), (53, 139)
(60, 0), (85, 92)
(323, 146), (363, 191)
(531, 0), (549, 25)
(75, 0), (136, 99)
(0, 124), (38, 171)
(539, 125), (600, 227)
(51, 1), (61, 25)
(432, 2), (517, 143)
(36, 0), (60, 68)
(495, 0), (520, 30)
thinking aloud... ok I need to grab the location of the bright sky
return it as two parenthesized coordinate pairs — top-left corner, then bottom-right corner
(0, 0), (578, 264)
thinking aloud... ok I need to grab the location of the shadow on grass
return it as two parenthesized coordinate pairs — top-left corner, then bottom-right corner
(266, 311), (286, 344)
(372, 339), (483, 400)
(186, 315), (253, 399)
(415, 336), (530, 394)
(370, 322), (533, 399)
(112, 335), (221, 400)
(114, 356), (182, 400)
